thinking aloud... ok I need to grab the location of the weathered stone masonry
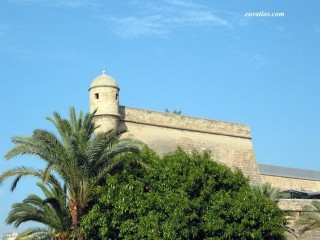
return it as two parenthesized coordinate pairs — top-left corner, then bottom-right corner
(89, 72), (261, 184)
(118, 106), (261, 184)
(89, 71), (320, 190)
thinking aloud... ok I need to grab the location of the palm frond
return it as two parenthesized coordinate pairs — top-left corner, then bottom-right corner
(296, 200), (320, 236)
(0, 167), (44, 191)
(7, 181), (71, 235)
(16, 227), (53, 240)
(251, 182), (280, 201)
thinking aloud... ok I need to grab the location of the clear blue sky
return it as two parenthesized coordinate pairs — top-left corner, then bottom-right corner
(1, 0), (320, 236)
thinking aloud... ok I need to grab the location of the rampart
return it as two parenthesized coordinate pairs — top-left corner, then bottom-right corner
(119, 106), (261, 185)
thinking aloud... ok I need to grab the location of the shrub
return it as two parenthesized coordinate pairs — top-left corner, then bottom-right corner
(81, 148), (286, 239)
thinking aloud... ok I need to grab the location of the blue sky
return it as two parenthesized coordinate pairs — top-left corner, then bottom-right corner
(1, 0), (320, 235)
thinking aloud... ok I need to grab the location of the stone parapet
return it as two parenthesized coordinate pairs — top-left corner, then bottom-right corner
(119, 106), (251, 139)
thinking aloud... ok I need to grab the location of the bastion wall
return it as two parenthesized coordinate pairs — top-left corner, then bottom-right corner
(117, 106), (261, 185)
(89, 72), (320, 188)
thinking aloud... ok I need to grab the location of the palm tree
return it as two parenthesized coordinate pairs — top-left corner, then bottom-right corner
(295, 200), (320, 236)
(1, 107), (142, 240)
(17, 227), (63, 240)
(7, 181), (72, 240)
(251, 182), (280, 202)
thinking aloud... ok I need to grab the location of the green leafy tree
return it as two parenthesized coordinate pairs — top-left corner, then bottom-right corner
(7, 181), (72, 240)
(251, 183), (299, 237)
(0, 107), (141, 240)
(82, 147), (286, 239)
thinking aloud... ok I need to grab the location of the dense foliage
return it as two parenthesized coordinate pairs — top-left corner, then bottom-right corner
(81, 148), (286, 240)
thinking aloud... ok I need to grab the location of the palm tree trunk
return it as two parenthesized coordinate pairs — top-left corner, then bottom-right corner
(69, 199), (84, 240)
(76, 232), (84, 240)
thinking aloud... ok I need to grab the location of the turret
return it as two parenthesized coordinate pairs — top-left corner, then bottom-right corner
(89, 71), (120, 134)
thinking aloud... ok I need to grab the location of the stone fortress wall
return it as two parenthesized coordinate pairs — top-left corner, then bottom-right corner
(118, 106), (261, 185)
(89, 72), (320, 239)
(90, 72), (261, 185)
(89, 72), (320, 190)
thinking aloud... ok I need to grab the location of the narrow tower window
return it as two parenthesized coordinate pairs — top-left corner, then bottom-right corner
(116, 93), (118, 100)
(95, 93), (99, 99)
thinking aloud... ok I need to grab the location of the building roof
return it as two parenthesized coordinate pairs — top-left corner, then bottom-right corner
(279, 189), (320, 199)
(89, 71), (118, 89)
(259, 164), (320, 181)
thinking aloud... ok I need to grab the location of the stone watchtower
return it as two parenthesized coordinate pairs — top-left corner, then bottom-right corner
(89, 71), (120, 133)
